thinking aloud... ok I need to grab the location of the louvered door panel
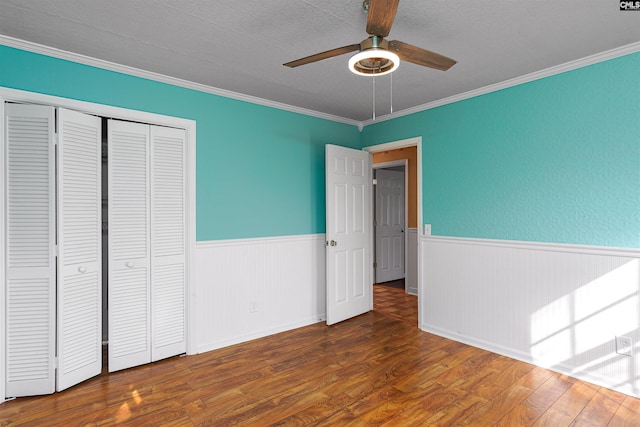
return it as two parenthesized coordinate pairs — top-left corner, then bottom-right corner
(150, 126), (186, 361)
(152, 264), (184, 349)
(110, 268), (150, 369)
(108, 120), (151, 372)
(151, 128), (185, 258)
(56, 108), (102, 391)
(5, 104), (56, 397)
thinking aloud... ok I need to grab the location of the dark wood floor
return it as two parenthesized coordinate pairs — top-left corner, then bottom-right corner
(376, 279), (406, 290)
(1, 289), (638, 426)
(374, 282), (417, 326)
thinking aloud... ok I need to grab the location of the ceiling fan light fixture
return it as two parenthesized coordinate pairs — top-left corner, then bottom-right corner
(348, 49), (399, 76)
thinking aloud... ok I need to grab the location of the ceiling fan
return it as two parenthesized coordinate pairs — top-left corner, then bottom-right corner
(283, 0), (456, 76)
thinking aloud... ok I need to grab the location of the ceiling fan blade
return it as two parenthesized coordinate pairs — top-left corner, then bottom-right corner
(284, 44), (361, 68)
(389, 40), (457, 71)
(366, 0), (400, 37)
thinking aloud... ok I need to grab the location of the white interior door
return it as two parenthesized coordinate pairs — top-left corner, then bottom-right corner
(325, 144), (372, 325)
(375, 169), (405, 283)
(108, 120), (151, 372)
(150, 126), (186, 361)
(56, 108), (102, 391)
(4, 104), (56, 397)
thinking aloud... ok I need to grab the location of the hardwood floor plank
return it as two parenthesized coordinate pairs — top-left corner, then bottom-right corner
(425, 391), (487, 426)
(347, 385), (413, 424)
(0, 287), (637, 426)
(571, 387), (624, 426)
(608, 396), (640, 427)
(532, 380), (598, 426)
(462, 384), (536, 426)
(495, 373), (575, 426)
(457, 366), (555, 425)
(472, 356), (536, 400)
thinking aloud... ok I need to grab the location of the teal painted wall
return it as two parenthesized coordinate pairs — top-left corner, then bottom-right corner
(4, 44), (638, 247)
(0, 45), (361, 240)
(363, 52), (640, 248)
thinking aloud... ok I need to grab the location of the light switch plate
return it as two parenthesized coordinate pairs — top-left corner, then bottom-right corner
(424, 224), (432, 236)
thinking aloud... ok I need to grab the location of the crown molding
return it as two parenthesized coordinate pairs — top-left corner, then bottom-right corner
(361, 40), (640, 127)
(0, 35), (361, 128)
(3, 35), (639, 131)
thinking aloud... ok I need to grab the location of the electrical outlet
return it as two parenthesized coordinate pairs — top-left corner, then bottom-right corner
(616, 336), (632, 356)
(250, 301), (258, 313)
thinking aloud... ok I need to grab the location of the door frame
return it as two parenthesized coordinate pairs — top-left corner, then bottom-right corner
(373, 160), (408, 285)
(0, 87), (197, 401)
(363, 136), (423, 325)
(0, 98), (5, 402)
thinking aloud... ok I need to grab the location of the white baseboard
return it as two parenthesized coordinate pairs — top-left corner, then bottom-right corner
(420, 236), (640, 398)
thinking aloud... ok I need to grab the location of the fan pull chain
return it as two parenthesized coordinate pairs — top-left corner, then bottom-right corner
(372, 76), (376, 121)
(390, 73), (393, 114)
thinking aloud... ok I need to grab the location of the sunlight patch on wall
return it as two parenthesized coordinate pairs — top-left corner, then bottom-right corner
(530, 259), (639, 369)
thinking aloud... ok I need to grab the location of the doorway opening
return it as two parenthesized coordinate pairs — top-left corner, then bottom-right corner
(373, 162), (407, 287)
(364, 138), (422, 327)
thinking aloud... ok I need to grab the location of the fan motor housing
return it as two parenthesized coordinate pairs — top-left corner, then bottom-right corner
(351, 36), (398, 75)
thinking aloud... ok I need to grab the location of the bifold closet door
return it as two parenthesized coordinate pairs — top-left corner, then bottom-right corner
(150, 126), (186, 361)
(5, 105), (101, 397)
(5, 104), (56, 397)
(108, 120), (186, 372)
(108, 120), (151, 372)
(56, 108), (102, 391)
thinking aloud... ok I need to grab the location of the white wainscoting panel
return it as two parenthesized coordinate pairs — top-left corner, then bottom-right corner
(421, 236), (640, 398)
(406, 228), (418, 295)
(194, 234), (326, 353)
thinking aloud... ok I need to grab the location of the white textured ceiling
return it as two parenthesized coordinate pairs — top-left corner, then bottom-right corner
(0, 1), (639, 122)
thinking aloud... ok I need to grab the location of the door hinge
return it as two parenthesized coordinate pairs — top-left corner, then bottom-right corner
(373, 261), (377, 268)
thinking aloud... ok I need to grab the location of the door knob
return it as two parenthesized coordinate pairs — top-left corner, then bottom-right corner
(330, 240), (337, 246)
(78, 266), (87, 273)
(126, 261), (134, 268)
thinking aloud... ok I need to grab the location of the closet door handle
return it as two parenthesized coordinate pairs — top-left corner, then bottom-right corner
(126, 261), (134, 268)
(78, 266), (87, 273)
